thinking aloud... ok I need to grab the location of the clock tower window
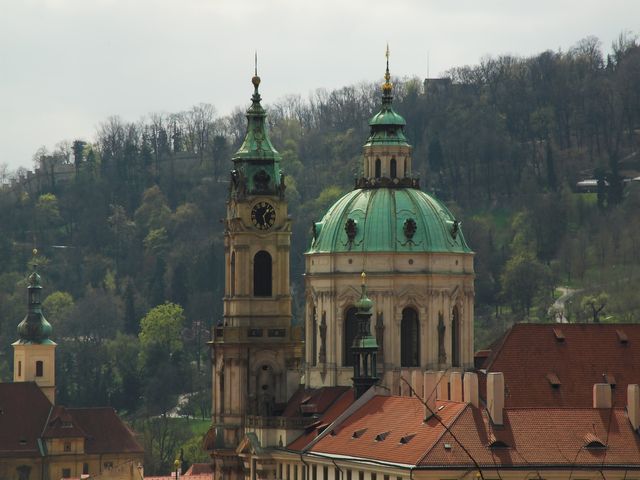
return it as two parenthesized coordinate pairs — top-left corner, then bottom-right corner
(253, 251), (272, 297)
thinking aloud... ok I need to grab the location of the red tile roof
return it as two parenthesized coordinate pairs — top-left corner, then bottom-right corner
(306, 396), (466, 465)
(67, 407), (143, 454)
(183, 463), (212, 475)
(0, 382), (51, 458)
(479, 323), (640, 407)
(287, 389), (355, 451)
(43, 406), (88, 439)
(422, 406), (640, 468)
(0, 382), (142, 457)
(289, 391), (640, 470)
(281, 386), (350, 418)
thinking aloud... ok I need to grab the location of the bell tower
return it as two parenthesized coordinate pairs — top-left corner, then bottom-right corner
(13, 251), (57, 404)
(209, 68), (303, 480)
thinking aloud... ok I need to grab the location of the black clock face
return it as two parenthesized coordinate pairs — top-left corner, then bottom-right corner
(251, 202), (276, 230)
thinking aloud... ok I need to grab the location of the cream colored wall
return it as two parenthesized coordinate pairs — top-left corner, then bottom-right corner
(362, 145), (412, 178)
(46, 437), (85, 455)
(0, 453), (143, 480)
(13, 342), (57, 403)
(0, 458), (44, 480)
(305, 251), (474, 390)
(269, 452), (640, 480)
(47, 453), (143, 480)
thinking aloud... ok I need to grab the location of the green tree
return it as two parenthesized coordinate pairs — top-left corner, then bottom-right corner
(581, 292), (609, 323)
(139, 302), (185, 356)
(501, 252), (551, 317)
(42, 291), (74, 335)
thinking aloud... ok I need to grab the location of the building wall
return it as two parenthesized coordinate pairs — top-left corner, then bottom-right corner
(13, 343), (57, 404)
(305, 251), (475, 390)
(0, 454), (143, 480)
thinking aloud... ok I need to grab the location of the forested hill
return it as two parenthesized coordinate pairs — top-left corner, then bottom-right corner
(1, 34), (640, 421)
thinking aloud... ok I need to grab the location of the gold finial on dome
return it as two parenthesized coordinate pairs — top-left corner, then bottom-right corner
(361, 271), (367, 285)
(383, 43), (392, 93)
(32, 248), (38, 257)
(252, 51), (261, 87)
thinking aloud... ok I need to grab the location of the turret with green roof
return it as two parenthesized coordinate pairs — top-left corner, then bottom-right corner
(15, 255), (54, 345)
(351, 273), (379, 398)
(229, 60), (285, 199)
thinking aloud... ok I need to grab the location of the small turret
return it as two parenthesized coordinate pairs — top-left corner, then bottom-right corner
(13, 250), (57, 403)
(229, 54), (284, 198)
(351, 272), (379, 398)
(360, 45), (415, 187)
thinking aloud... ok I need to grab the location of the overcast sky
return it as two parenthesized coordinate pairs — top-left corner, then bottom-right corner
(1, 0), (638, 170)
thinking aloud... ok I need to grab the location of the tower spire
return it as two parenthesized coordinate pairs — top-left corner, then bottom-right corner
(230, 54), (282, 198)
(351, 272), (379, 398)
(382, 43), (392, 100)
(16, 249), (53, 344)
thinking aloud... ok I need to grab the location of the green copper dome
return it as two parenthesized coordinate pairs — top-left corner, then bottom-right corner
(308, 187), (471, 254)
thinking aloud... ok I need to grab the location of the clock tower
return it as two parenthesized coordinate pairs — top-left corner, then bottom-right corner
(209, 71), (303, 480)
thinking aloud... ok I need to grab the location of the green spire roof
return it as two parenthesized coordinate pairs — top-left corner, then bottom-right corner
(365, 46), (409, 147)
(15, 263), (54, 345)
(229, 65), (284, 198)
(233, 72), (281, 163)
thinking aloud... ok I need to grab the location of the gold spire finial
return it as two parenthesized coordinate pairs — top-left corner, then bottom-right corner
(252, 51), (261, 88)
(361, 271), (366, 285)
(383, 44), (392, 93)
(32, 248), (38, 257)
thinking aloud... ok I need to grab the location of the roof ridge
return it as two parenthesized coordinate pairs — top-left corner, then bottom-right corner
(416, 402), (470, 465)
(484, 324), (514, 371)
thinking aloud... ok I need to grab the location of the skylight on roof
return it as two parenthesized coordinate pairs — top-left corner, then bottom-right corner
(617, 329), (628, 344)
(553, 328), (565, 342)
(584, 433), (607, 449)
(352, 428), (367, 439)
(399, 434), (416, 444)
(546, 372), (561, 388)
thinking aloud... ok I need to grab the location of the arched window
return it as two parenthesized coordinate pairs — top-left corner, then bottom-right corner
(404, 159), (407, 177)
(230, 251), (236, 296)
(451, 306), (461, 367)
(343, 307), (358, 367)
(253, 251), (272, 297)
(35, 361), (43, 377)
(390, 158), (397, 178)
(375, 158), (381, 178)
(401, 308), (420, 367)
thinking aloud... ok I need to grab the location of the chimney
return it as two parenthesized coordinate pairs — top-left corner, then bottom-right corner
(487, 372), (504, 425)
(627, 384), (640, 431)
(436, 370), (448, 400)
(450, 372), (463, 401)
(423, 371), (437, 420)
(593, 383), (612, 409)
(411, 370), (424, 399)
(463, 372), (479, 407)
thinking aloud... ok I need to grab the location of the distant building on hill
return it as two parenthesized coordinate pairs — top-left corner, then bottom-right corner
(0, 263), (144, 480)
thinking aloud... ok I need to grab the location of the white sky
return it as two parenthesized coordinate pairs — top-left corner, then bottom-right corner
(1, 0), (638, 170)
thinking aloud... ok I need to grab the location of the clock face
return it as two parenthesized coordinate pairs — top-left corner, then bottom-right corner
(251, 202), (276, 230)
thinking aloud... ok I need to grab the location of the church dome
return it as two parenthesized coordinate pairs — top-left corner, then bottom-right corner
(308, 187), (471, 254)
